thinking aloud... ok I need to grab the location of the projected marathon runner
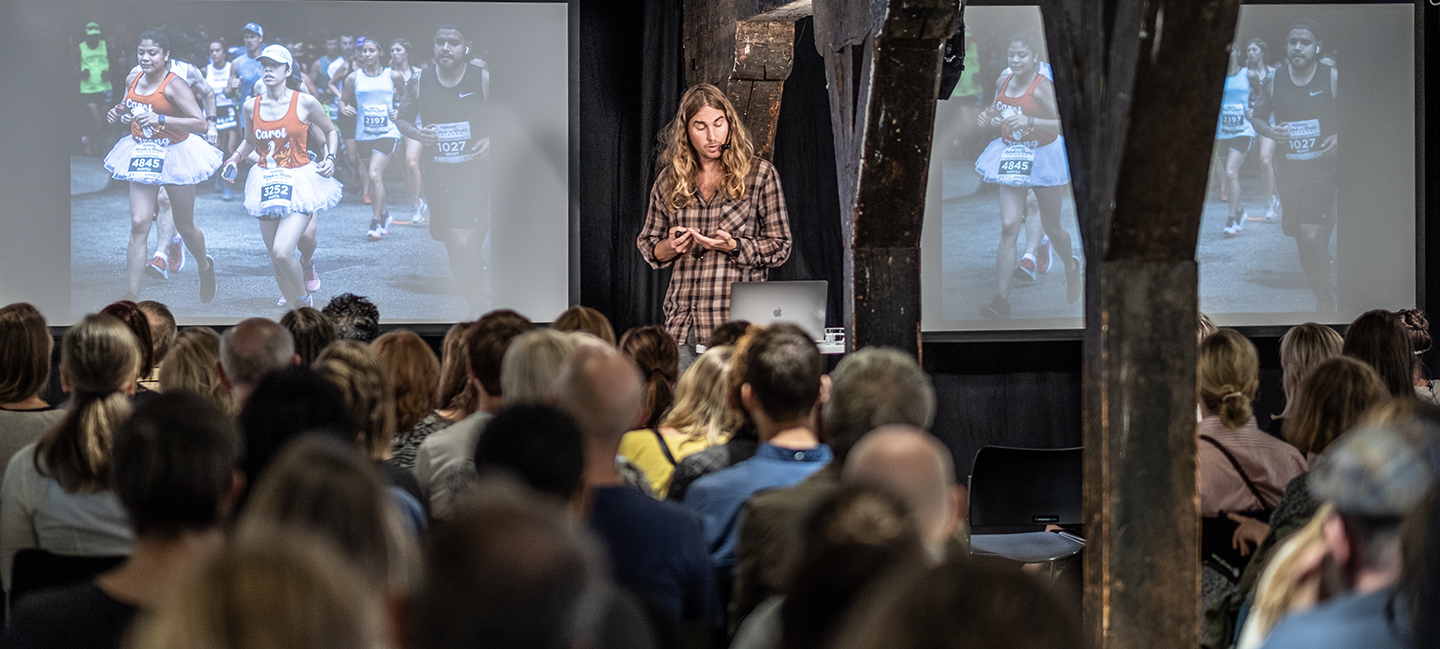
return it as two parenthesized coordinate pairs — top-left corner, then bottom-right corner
(395, 23), (492, 315)
(1244, 38), (1280, 221)
(223, 45), (342, 310)
(206, 38), (240, 200)
(389, 38), (428, 225)
(339, 38), (407, 240)
(104, 30), (221, 303)
(1250, 19), (1338, 313)
(973, 31), (1080, 319)
(1215, 43), (1258, 237)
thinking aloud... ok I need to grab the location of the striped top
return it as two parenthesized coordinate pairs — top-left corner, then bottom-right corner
(1198, 416), (1308, 517)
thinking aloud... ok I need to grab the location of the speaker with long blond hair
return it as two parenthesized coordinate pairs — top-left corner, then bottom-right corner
(656, 84), (755, 212)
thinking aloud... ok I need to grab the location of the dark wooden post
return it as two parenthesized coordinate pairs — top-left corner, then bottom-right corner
(1038, 0), (1240, 645)
(683, 1), (811, 159)
(813, 0), (961, 357)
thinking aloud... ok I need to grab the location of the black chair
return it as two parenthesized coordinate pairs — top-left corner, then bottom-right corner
(967, 446), (1085, 563)
(9, 548), (125, 608)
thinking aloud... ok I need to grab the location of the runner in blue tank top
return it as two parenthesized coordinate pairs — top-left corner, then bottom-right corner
(340, 37), (406, 240)
(1215, 44), (1259, 237)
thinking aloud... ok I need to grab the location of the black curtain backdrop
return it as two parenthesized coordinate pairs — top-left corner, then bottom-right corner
(579, 6), (843, 336)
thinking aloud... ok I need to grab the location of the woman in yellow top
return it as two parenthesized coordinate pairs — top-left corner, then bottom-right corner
(619, 345), (739, 498)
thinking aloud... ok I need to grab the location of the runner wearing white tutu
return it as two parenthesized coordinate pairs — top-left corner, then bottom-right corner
(222, 45), (342, 310)
(973, 31), (1081, 319)
(103, 30), (222, 303)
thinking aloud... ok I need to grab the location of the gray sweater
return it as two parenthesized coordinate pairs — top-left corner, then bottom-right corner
(0, 407), (65, 488)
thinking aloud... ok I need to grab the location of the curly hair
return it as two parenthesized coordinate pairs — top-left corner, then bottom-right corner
(281, 306), (338, 367)
(656, 83), (754, 212)
(322, 293), (381, 343)
(315, 340), (397, 458)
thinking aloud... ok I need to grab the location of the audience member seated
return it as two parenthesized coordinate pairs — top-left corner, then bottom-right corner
(235, 435), (418, 595)
(405, 478), (617, 649)
(1198, 330), (1307, 605)
(100, 301), (155, 400)
(236, 366), (351, 500)
(684, 324), (832, 598)
(553, 305), (618, 345)
(555, 344), (716, 626)
(1271, 323), (1344, 438)
(314, 340), (425, 529)
(127, 528), (385, 649)
(0, 304), (66, 488)
(1232, 503), (1335, 649)
(433, 322), (477, 423)
(134, 301), (175, 393)
(502, 329), (579, 405)
(472, 404), (585, 503)
(619, 325), (679, 430)
(373, 330), (443, 472)
(1199, 311), (1219, 343)
(843, 425), (965, 561)
(414, 310), (530, 520)
(709, 321), (753, 348)
(1342, 310), (1415, 398)
(667, 329), (767, 503)
(218, 318), (299, 411)
(279, 306), (337, 367)
(0, 314), (141, 592)
(157, 327), (232, 414)
(3, 392), (240, 649)
(322, 293), (381, 343)
(1397, 309), (1437, 404)
(829, 551), (1079, 649)
(1257, 409), (1438, 649)
(621, 346), (738, 498)
(732, 348), (935, 626)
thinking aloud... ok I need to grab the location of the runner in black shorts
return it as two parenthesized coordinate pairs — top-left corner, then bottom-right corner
(1250, 18), (1338, 312)
(395, 22), (491, 315)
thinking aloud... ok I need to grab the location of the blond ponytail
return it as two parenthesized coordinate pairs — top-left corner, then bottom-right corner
(36, 314), (140, 493)
(1199, 329), (1259, 430)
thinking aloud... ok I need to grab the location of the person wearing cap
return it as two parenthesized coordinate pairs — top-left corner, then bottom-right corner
(1257, 411), (1438, 649)
(233, 23), (265, 104)
(79, 21), (111, 156)
(221, 44), (342, 310)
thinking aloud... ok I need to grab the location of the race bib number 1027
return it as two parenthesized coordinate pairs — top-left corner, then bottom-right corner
(1285, 119), (1322, 161)
(432, 121), (474, 164)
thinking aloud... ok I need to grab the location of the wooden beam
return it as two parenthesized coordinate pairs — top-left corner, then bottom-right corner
(1038, 0), (1240, 646)
(814, 0), (960, 357)
(683, 1), (801, 160)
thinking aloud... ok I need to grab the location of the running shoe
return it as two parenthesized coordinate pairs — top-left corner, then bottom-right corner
(1264, 195), (1280, 220)
(167, 238), (185, 273)
(411, 199), (428, 226)
(1013, 255), (1037, 281)
(1066, 257), (1082, 304)
(199, 255), (216, 303)
(366, 213), (392, 241)
(1035, 236), (1052, 274)
(222, 185), (234, 202)
(980, 295), (1011, 319)
(303, 259), (321, 293)
(144, 255), (169, 280)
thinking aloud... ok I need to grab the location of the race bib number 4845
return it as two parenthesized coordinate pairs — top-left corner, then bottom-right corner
(127, 141), (166, 183)
(996, 144), (1035, 183)
(432, 121), (474, 164)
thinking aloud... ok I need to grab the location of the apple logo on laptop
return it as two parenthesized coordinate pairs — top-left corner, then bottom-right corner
(773, 308), (782, 317)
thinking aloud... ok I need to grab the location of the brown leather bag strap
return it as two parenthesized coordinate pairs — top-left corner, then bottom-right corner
(1200, 434), (1274, 510)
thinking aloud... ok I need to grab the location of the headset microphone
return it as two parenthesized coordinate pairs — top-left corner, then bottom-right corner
(720, 143), (730, 151)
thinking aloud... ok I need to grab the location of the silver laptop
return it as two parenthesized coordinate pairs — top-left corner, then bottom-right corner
(729, 281), (828, 342)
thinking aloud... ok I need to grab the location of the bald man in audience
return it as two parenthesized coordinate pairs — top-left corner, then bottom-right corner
(730, 348), (935, 628)
(844, 425), (965, 560)
(554, 345), (717, 628)
(217, 318), (298, 411)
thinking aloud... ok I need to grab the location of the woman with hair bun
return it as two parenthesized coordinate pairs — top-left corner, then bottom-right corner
(1197, 329), (1307, 519)
(1396, 308), (1437, 404)
(618, 325), (679, 430)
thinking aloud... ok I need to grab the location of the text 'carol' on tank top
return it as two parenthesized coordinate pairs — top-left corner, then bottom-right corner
(125, 71), (190, 144)
(1271, 62), (1335, 162)
(995, 72), (1058, 147)
(354, 67), (401, 141)
(416, 63), (488, 166)
(251, 90), (311, 169)
(1216, 72), (1256, 139)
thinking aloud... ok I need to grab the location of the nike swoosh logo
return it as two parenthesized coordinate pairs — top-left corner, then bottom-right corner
(459, 92), (475, 98)
(1309, 90), (1324, 96)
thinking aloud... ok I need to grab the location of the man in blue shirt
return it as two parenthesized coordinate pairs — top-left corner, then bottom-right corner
(684, 324), (831, 595)
(232, 23), (265, 104)
(1259, 416), (1434, 649)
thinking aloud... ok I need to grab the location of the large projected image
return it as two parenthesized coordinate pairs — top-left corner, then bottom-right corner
(921, 4), (1416, 332)
(64, 2), (567, 324)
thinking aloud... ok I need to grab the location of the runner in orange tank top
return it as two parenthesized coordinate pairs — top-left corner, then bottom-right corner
(223, 45), (342, 310)
(103, 30), (222, 304)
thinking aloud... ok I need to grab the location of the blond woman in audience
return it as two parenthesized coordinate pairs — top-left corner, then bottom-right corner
(500, 330), (577, 405)
(0, 314), (142, 591)
(1233, 503), (1337, 649)
(372, 331), (441, 472)
(158, 327), (232, 414)
(619, 345), (738, 498)
(552, 305), (617, 345)
(0, 304), (66, 489)
(127, 528), (385, 649)
(1271, 322), (1343, 437)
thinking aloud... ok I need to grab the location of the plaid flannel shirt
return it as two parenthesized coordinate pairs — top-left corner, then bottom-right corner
(637, 158), (792, 345)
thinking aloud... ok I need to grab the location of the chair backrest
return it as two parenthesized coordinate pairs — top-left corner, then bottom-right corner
(9, 549), (126, 607)
(967, 446), (1082, 530)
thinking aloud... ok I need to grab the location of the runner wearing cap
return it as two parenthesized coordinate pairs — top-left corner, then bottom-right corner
(103, 30), (222, 303)
(233, 23), (265, 104)
(222, 44), (341, 310)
